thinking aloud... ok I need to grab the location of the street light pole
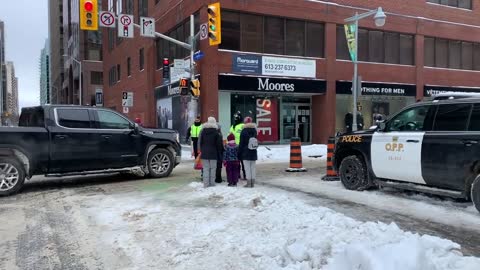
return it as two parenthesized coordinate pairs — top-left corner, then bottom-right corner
(63, 55), (82, 105)
(345, 7), (386, 131)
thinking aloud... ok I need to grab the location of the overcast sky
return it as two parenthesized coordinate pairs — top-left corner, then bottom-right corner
(0, 0), (47, 109)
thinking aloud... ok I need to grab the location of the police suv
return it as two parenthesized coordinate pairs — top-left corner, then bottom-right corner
(333, 97), (480, 213)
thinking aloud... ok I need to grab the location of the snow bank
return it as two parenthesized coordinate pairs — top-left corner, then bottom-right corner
(88, 183), (480, 270)
(182, 144), (327, 163)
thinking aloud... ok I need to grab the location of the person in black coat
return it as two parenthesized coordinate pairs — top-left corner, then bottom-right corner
(238, 117), (258, 188)
(199, 117), (223, 188)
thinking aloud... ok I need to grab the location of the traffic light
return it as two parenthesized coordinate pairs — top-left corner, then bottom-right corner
(190, 79), (201, 97)
(79, 0), (98, 31)
(179, 78), (190, 96)
(207, 2), (221, 46)
(163, 58), (170, 81)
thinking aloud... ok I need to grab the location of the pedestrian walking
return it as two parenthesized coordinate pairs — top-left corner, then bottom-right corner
(238, 117), (258, 188)
(199, 117), (223, 188)
(230, 113), (246, 180)
(223, 133), (240, 186)
(186, 116), (202, 159)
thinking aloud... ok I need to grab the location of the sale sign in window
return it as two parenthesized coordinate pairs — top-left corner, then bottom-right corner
(256, 98), (279, 142)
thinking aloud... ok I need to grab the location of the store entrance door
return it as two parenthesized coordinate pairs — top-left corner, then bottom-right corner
(282, 104), (311, 143)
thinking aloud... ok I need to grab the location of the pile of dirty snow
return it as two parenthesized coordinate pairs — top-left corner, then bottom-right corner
(87, 183), (480, 270)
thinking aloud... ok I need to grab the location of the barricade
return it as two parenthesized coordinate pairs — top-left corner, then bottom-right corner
(286, 137), (307, 172)
(322, 137), (340, 181)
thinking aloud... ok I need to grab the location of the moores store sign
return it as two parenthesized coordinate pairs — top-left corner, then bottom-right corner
(219, 75), (326, 94)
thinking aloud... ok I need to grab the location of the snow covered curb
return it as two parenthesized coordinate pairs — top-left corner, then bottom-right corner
(89, 183), (480, 270)
(182, 144), (327, 163)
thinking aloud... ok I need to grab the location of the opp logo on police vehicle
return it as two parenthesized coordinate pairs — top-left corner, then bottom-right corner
(385, 136), (404, 152)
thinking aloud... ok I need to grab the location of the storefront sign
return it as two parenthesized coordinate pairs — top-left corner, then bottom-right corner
(424, 85), (480, 97)
(336, 81), (416, 97)
(219, 75), (326, 94)
(262, 56), (316, 78)
(232, 54), (262, 74)
(256, 98), (279, 142)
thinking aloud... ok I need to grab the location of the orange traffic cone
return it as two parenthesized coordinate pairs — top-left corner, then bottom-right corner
(322, 137), (339, 181)
(286, 137), (307, 172)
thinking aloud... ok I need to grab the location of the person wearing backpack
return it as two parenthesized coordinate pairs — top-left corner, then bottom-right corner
(238, 117), (258, 188)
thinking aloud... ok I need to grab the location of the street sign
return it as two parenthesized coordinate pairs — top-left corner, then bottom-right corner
(344, 24), (357, 62)
(193, 51), (205, 61)
(200, 23), (208, 40)
(122, 91), (133, 107)
(174, 59), (186, 68)
(118, 14), (134, 38)
(123, 107), (129, 114)
(140, 17), (155, 37)
(99, 11), (115, 28)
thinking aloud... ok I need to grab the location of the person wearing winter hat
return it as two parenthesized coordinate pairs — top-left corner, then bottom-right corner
(230, 112), (247, 180)
(223, 133), (240, 186)
(186, 116), (202, 159)
(199, 116), (224, 188)
(238, 116), (258, 188)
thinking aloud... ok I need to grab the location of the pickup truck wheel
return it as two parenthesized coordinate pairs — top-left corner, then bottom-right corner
(472, 175), (480, 214)
(147, 148), (174, 178)
(339, 155), (367, 191)
(0, 157), (25, 196)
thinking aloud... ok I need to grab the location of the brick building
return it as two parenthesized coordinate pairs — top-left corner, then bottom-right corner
(102, 0), (480, 144)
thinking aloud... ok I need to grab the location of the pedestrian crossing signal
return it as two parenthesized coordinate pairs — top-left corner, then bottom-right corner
(207, 2), (221, 46)
(180, 78), (190, 96)
(80, 0), (98, 31)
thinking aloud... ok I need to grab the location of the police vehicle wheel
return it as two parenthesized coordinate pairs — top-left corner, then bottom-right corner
(339, 155), (368, 191)
(472, 175), (480, 214)
(0, 157), (26, 196)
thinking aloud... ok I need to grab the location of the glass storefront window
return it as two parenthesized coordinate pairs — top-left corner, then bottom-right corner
(335, 95), (415, 133)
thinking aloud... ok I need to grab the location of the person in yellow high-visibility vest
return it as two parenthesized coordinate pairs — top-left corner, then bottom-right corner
(186, 117), (202, 158)
(230, 113), (246, 180)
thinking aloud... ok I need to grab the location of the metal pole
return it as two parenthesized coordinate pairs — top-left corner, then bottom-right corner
(190, 14), (199, 120)
(79, 60), (82, 105)
(352, 16), (359, 132)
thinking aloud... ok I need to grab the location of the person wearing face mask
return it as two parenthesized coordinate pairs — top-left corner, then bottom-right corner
(186, 116), (202, 159)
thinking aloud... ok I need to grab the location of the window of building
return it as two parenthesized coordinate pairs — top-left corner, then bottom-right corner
(241, 14), (263, 53)
(358, 29), (369, 62)
(108, 66), (117, 86)
(127, 57), (131, 76)
(306, 22), (324, 57)
(286, 20), (305, 56)
(399, 34), (414, 65)
(336, 26), (350, 60)
(117, 64), (121, 81)
(220, 11), (240, 51)
(91, 72), (103, 85)
(433, 104), (471, 131)
(384, 32), (400, 64)
(126, 0), (133, 14)
(461, 42), (473, 70)
(57, 109), (91, 129)
(97, 110), (131, 129)
(427, 0), (472, 9)
(264, 16), (284, 55)
(448, 40), (461, 69)
(108, 28), (115, 51)
(139, 48), (145, 70)
(368, 31), (384, 63)
(138, 0), (148, 23)
(425, 37), (480, 70)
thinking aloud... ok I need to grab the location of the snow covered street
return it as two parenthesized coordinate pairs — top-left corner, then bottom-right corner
(81, 182), (480, 270)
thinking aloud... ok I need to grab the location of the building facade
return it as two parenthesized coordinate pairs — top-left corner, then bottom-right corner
(40, 40), (51, 105)
(0, 20), (5, 124)
(62, 0), (103, 105)
(48, 0), (65, 104)
(5, 62), (18, 125)
(102, 0), (480, 144)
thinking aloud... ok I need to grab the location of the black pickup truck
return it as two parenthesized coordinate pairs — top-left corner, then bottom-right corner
(0, 105), (181, 196)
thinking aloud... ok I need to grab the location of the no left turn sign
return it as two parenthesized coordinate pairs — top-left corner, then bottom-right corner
(200, 23), (208, 40)
(99, 11), (115, 28)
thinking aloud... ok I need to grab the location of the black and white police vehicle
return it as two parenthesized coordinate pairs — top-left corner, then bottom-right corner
(333, 97), (480, 213)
